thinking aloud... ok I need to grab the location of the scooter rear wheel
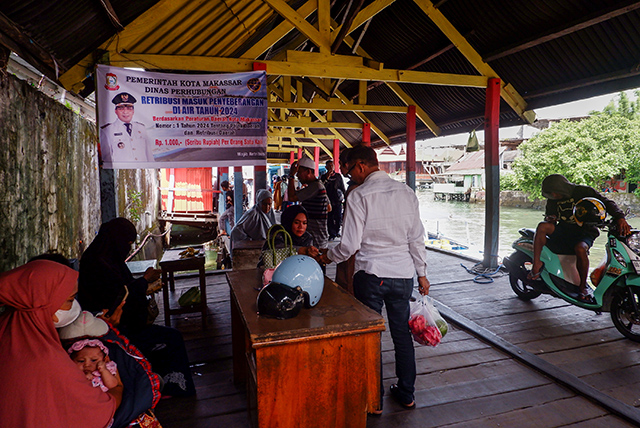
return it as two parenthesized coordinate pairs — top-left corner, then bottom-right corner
(506, 251), (542, 301)
(611, 288), (640, 343)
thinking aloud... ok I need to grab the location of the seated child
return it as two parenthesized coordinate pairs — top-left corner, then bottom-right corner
(69, 338), (121, 392)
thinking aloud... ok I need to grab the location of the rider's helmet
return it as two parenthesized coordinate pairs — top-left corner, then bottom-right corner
(271, 255), (324, 307)
(573, 197), (606, 226)
(256, 282), (305, 319)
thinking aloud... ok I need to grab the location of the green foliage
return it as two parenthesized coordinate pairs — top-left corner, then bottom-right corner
(511, 99), (640, 199)
(590, 90), (640, 120)
(126, 189), (144, 223)
(499, 172), (519, 190)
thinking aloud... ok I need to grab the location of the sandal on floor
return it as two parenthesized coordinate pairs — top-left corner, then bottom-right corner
(390, 384), (416, 410)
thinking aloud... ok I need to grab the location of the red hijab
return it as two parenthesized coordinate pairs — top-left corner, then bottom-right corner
(0, 260), (116, 428)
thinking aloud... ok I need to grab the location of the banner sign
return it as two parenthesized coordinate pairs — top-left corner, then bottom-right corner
(96, 65), (267, 169)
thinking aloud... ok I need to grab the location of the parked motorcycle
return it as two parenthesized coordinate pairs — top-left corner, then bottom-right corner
(503, 218), (640, 342)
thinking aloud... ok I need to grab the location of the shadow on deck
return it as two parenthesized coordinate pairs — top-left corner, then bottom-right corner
(154, 249), (640, 428)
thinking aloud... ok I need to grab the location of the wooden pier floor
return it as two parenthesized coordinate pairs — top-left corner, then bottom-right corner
(153, 249), (640, 428)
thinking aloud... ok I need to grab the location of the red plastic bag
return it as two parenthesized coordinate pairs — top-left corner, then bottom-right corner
(408, 295), (448, 347)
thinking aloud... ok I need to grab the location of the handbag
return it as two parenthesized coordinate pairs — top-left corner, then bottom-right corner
(262, 224), (297, 270)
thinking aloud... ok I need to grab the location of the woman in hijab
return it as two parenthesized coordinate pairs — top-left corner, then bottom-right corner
(258, 205), (319, 267)
(0, 260), (119, 427)
(279, 205), (316, 251)
(230, 189), (276, 242)
(78, 217), (195, 397)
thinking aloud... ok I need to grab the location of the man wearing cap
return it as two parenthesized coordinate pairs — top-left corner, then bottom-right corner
(100, 92), (154, 164)
(288, 156), (330, 250)
(531, 174), (630, 303)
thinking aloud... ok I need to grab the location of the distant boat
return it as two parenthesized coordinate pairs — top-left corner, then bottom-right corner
(426, 231), (469, 251)
(425, 232), (483, 261)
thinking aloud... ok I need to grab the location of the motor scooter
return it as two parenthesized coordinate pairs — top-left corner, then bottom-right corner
(503, 219), (640, 342)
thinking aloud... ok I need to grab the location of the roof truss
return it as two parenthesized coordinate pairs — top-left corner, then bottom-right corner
(55, 0), (537, 158)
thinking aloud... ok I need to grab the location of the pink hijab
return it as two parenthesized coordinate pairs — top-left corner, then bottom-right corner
(0, 260), (116, 428)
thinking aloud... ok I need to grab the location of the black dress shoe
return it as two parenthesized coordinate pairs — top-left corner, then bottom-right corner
(390, 384), (415, 409)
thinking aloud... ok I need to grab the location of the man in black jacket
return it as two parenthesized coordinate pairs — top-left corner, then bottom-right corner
(531, 174), (630, 303)
(320, 160), (346, 240)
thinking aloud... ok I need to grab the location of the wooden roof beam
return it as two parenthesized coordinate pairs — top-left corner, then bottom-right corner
(262, 0), (330, 52)
(261, 0), (396, 62)
(270, 80), (352, 147)
(270, 120), (364, 129)
(386, 82), (441, 136)
(331, 0), (365, 54)
(159, 2), (226, 54)
(194, 2), (275, 56)
(241, 0), (316, 59)
(306, 76), (390, 146)
(0, 11), (63, 82)
(332, 0), (397, 44)
(59, 0), (186, 92)
(268, 140), (332, 157)
(338, 32), (441, 136)
(270, 100), (407, 113)
(106, 51), (489, 87)
(340, 28), (441, 135)
(413, 0), (536, 124)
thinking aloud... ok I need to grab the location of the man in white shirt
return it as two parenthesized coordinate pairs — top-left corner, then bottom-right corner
(318, 145), (430, 412)
(100, 92), (154, 165)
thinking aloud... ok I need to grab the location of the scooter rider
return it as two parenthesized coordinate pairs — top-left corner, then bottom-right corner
(531, 174), (631, 303)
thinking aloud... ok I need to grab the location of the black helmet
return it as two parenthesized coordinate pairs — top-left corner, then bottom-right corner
(573, 197), (606, 226)
(257, 282), (305, 319)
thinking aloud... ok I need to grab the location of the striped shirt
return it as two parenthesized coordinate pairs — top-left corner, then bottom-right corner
(296, 180), (329, 248)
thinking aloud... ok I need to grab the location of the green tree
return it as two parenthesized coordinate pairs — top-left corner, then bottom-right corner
(511, 113), (640, 199)
(591, 90), (640, 119)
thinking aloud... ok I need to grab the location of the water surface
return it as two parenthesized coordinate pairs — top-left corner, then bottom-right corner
(417, 189), (640, 265)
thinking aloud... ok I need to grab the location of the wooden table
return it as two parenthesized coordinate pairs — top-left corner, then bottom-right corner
(159, 247), (207, 327)
(227, 269), (385, 428)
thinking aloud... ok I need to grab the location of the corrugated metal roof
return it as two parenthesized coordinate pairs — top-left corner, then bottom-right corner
(445, 147), (506, 174)
(2, 0), (640, 154)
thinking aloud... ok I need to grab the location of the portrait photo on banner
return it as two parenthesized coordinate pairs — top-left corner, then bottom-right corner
(96, 65), (268, 169)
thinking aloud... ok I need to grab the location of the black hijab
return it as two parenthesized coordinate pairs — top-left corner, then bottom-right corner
(279, 205), (313, 247)
(78, 218), (138, 317)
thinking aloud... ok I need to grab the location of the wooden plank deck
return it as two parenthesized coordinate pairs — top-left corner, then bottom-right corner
(153, 249), (640, 428)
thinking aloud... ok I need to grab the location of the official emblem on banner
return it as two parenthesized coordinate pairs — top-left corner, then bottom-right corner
(104, 73), (120, 91)
(247, 77), (261, 93)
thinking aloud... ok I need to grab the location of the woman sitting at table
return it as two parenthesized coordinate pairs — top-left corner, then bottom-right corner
(0, 260), (120, 427)
(78, 217), (195, 397)
(230, 189), (276, 242)
(278, 205), (319, 256)
(259, 205), (319, 268)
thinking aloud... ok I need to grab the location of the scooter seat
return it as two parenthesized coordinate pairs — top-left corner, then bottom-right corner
(518, 228), (536, 239)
